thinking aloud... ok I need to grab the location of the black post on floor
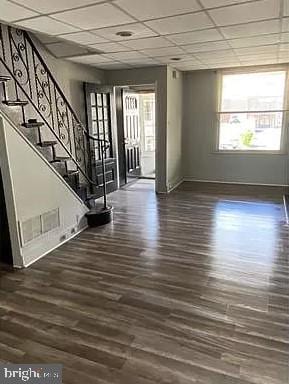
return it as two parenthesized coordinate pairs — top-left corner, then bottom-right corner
(86, 139), (113, 227)
(101, 140), (107, 210)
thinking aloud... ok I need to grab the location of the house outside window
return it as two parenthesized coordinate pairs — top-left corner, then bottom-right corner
(217, 70), (287, 151)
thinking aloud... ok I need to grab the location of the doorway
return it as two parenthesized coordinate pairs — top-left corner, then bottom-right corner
(0, 169), (13, 265)
(121, 86), (156, 186)
(84, 83), (118, 197)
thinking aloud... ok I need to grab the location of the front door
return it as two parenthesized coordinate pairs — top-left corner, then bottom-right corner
(123, 91), (141, 177)
(84, 84), (117, 198)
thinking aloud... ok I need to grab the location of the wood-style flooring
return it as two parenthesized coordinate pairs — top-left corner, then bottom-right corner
(0, 180), (288, 384)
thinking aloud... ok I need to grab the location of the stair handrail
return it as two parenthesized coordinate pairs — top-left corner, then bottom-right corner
(23, 31), (99, 146)
(0, 24), (112, 194)
(0, 55), (109, 190)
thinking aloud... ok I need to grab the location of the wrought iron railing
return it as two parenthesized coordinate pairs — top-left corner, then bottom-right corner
(0, 24), (107, 190)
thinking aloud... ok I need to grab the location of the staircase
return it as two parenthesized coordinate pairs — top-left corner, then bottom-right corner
(0, 24), (109, 217)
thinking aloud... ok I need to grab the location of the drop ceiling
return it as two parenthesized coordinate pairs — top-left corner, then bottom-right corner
(0, 0), (288, 71)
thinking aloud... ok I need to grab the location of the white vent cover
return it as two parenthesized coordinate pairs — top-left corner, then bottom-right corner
(41, 209), (60, 234)
(20, 216), (41, 245)
(19, 208), (60, 246)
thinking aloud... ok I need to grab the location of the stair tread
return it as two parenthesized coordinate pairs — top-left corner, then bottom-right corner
(2, 99), (28, 106)
(37, 141), (57, 147)
(0, 75), (11, 82)
(22, 121), (45, 128)
(64, 170), (79, 176)
(54, 155), (71, 160)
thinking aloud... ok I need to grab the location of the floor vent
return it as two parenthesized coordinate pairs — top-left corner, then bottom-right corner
(19, 208), (60, 246)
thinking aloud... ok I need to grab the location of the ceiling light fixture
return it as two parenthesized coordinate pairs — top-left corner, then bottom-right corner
(116, 31), (133, 37)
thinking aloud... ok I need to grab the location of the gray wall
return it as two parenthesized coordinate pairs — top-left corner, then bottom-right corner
(167, 67), (183, 190)
(106, 66), (168, 193)
(182, 70), (289, 186)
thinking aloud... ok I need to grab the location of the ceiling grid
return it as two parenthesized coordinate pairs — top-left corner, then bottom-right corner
(0, 0), (287, 71)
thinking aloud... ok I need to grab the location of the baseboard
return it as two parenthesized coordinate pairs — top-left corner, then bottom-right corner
(167, 178), (184, 193)
(283, 195), (289, 225)
(183, 177), (289, 188)
(18, 225), (88, 268)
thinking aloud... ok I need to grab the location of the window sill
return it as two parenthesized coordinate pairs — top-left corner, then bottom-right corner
(213, 150), (287, 155)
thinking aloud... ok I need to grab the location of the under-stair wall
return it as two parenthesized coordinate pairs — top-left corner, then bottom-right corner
(0, 111), (89, 267)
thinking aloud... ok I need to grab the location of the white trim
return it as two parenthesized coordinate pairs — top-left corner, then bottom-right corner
(216, 68), (288, 153)
(283, 195), (289, 225)
(183, 177), (288, 188)
(19, 225), (88, 268)
(167, 178), (184, 193)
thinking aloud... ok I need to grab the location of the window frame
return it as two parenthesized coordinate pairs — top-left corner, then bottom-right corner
(215, 67), (289, 154)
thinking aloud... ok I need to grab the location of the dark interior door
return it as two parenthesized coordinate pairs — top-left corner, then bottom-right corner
(123, 91), (141, 177)
(0, 169), (13, 265)
(84, 84), (117, 198)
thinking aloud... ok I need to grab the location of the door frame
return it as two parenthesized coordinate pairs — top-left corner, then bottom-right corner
(84, 83), (119, 195)
(115, 84), (157, 188)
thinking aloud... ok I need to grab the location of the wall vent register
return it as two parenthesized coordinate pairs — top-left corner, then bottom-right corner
(19, 208), (60, 246)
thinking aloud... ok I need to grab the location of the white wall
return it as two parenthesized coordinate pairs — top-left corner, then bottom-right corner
(0, 114), (88, 268)
(167, 67), (183, 190)
(182, 70), (289, 186)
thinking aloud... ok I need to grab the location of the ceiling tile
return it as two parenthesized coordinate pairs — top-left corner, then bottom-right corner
(208, 62), (241, 68)
(16, 16), (79, 35)
(140, 46), (185, 58)
(122, 59), (161, 66)
(279, 53), (289, 61)
(145, 12), (213, 35)
(284, 0), (289, 16)
(208, 0), (280, 26)
(44, 42), (90, 57)
(200, 0), (249, 7)
(121, 36), (173, 50)
(89, 42), (129, 52)
(12, 0), (103, 14)
(195, 49), (236, 61)
(182, 40), (231, 53)
(0, 0), (38, 22)
(239, 57), (277, 64)
(68, 54), (112, 64)
(279, 43), (289, 53)
(229, 34), (280, 48)
(282, 18), (289, 32)
(59, 31), (108, 45)
(157, 55), (198, 64)
(91, 23), (157, 41)
(221, 19), (280, 39)
(174, 63), (208, 71)
(34, 32), (60, 44)
(281, 33), (289, 43)
(167, 29), (223, 45)
(107, 51), (147, 60)
(235, 45), (278, 56)
(52, 3), (134, 30)
(97, 62), (131, 69)
(114, 0), (201, 20)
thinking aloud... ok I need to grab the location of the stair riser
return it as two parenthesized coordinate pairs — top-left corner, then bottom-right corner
(37, 146), (54, 163)
(51, 161), (67, 176)
(64, 173), (80, 191)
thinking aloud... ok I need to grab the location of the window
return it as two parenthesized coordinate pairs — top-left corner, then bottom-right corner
(218, 71), (287, 151)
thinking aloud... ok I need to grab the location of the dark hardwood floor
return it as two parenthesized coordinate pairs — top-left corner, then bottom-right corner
(0, 180), (288, 384)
